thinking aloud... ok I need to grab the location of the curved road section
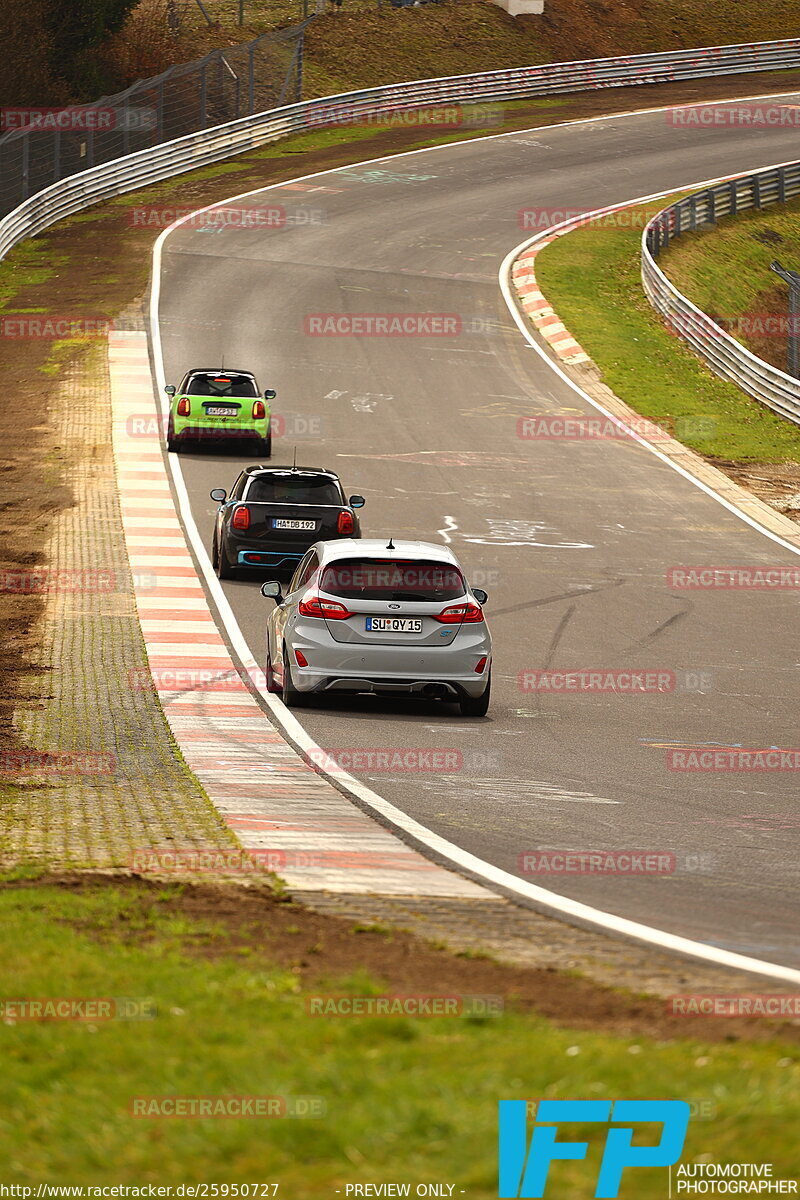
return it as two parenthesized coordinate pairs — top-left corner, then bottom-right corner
(156, 97), (800, 970)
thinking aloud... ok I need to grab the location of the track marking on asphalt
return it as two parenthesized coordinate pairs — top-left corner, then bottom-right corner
(149, 89), (800, 983)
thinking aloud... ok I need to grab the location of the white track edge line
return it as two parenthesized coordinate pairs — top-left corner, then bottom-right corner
(148, 97), (800, 985)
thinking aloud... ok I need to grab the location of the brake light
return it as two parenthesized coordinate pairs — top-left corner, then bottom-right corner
(294, 649), (308, 667)
(252, 400), (266, 419)
(232, 505), (250, 531)
(435, 602), (484, 624)
(337, 511), (354, 535)
(475, 656), (488, 674)
(177, 397), (190, 416)
(298, 593), (353, 620)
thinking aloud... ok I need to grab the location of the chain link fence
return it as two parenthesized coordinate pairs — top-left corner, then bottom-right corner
(0, 21), (308, 219)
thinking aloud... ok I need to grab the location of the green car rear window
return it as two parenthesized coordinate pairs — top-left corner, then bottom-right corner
(186, 373), (258, 398)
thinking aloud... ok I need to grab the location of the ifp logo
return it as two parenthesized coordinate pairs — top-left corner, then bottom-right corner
(498, 1100), (690, 1198)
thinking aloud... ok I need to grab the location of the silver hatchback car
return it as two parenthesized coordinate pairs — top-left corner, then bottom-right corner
(261, 539), (492, 716)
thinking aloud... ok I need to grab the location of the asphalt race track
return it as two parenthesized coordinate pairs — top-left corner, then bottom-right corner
(156, 96), (800, 969)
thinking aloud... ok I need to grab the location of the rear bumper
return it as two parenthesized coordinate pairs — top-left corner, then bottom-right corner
(286, 619), (491, 697)
(173, 422), (267, 442)
(230, 534), (346, 573)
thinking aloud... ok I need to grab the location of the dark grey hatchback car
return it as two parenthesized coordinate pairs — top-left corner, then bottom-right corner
(210, 464), (365, 579)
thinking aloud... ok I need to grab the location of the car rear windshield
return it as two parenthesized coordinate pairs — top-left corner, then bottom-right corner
(246, 475), (342, 505)
(320, 559), (466, 601)
(186, 373), (258, 398)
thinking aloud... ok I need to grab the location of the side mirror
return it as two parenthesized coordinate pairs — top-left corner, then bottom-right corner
(164, 384), (176, 397)
(349, 495), (365, 509)
(472, 588), (488, 605)
(210, 488), (227, 503)
(264, 389), (277, 400)
(261, 581), (283, 602)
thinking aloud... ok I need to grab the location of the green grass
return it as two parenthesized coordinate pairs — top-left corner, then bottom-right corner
(0, 882), (797, 1193)
(659, 195), (800, 372)
(535, 198), (800, 463)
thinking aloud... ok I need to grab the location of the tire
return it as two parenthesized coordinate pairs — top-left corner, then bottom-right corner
(281, 643), (307, 708)
(256, 431), (272, 458)
(265, 650), (281, 694)
(459, 670), (491, 717)
(214, 536), (237, 580)
(166, 416), (180, 453)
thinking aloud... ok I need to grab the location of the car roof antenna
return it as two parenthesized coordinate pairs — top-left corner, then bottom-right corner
(386, 537), (395, 550)
(292, 447), (297, 471)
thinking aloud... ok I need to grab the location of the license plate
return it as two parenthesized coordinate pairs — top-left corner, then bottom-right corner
(366, 617), (423, 633)
(204, 405), (238, 417)
(271, 518), (316, 531)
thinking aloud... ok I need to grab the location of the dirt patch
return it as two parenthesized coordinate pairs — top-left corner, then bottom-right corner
(712, 458), (800, 515)
(11, 872), (799, 1042)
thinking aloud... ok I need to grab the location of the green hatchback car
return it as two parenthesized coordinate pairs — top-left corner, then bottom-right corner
(165, 368), (276, 455)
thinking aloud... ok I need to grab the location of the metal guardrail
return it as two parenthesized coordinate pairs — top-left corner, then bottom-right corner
(2, 38), (800, 265)
(642, 161), (800, 427)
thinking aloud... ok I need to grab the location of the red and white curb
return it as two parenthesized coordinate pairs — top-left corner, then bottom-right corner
(512, 242), (590, 366)
(108, 329), (490, 898)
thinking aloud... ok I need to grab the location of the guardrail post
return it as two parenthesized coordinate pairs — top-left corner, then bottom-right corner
(778, 166), (786, 205)
(708, 189), (716, 225)
(689, 194), (697, 231)
(730, 179), (738, 217)
(753, 174), (761, 209)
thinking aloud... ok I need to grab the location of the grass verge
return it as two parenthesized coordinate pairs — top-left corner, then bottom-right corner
(534, 198), (800, 464)
(659, 195), (800, 375)
(0, 879), (797, 1193)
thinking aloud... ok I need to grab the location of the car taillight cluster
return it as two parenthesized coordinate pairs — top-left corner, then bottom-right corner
(231, 505), (250, 531)
(252, 400), (266, 420)
(337, 511), (354, 535)
(298, 593), (353, 620)
(177, 398), (190, 416)
(435, 602), (484, 624)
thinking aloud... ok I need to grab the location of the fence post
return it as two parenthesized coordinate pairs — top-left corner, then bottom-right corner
(21, 133), (29, 201)
(156, 78), (165, 143)
(122, 94), (131, 156)
(296, 30), (304, 102)
(248, 44), (256, 113)
(200, 62), (208, 127)
(53, 129), (61, 184)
